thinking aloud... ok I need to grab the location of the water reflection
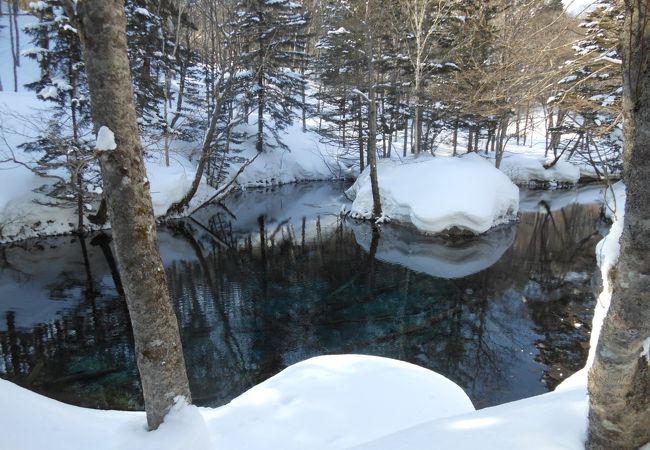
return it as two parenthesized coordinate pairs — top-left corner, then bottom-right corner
(0, 182), (605, 410)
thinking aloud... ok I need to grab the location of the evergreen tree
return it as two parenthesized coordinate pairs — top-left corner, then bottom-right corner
(234, 0), (310, 152)
(21, 0), (96, 233)
(555, 1), (623, 178)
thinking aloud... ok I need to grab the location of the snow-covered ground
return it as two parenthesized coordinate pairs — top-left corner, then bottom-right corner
(346, 154), (519, 234)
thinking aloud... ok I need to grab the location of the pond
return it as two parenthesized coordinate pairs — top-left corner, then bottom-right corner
(0, 182), (607, 411)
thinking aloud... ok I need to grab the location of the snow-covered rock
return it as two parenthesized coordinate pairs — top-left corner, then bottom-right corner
(346, 154), (519, 235)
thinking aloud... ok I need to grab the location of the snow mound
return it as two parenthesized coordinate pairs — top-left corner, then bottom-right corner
(353, 382), (588, 450)
(0, 354), (474, 450)
(346, 154), (519, 235)
(209, 354), (474, 449)
(499, 153), (580, 185)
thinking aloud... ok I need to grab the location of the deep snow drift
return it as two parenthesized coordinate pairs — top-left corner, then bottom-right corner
(346, 154), (519, 234)
(0, 355), (474, 450)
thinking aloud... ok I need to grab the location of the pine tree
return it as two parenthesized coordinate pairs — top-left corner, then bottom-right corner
(555, 1), (623, 178)
(234, 0), (310, 152)
(21, 0), (96, 233)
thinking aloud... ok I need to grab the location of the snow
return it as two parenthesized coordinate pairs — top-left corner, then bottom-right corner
(499, 154), (581, 185)
(38, 84), (59, 99)
(95, 126), (117, 151)
(210, 355), (474, 450)
(346, 154), (519, 235)
(588, 181), (625, 367)
(146, 154), (216, 217)
(0, 355), (474, 450)
(230, 121), (353, 188)
(354, 382), (588, 450)
(641, 337), (650, 365)
(562, 0), (599, 17)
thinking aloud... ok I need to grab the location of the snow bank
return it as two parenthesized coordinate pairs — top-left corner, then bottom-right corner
(0, 149), (217, 242)
(0, 354), (474, 450)
(353, 382), (588, 450)
(230, 122), (354, 187)
(145, 154), (216, 217)
(499, 153), (581, 185)
(208, 355), (474, 450)
(346, 154), (519, 235)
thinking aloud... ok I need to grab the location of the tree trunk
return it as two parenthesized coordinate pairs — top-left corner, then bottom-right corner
(452, 118), (458, 156)
(69, 0), (191, 431)
(257, 67), (264, 152)
(357, 96), (364, 172)
(365, 2), (381, 218)
(12, 0), (19, 67)
(403, 114), (408, 158)
(495, 116), (508, 169)
(8, 0), (17, 92)
(587, 3), (650, 449)
(367, 83), (381, 218)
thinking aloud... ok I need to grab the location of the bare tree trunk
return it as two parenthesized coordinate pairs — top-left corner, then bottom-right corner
(301, 68), (306, 132)
(257, 67), (264, 152)
(495, 116), (508, 169)
(452, 117), (458, 156)
(403, 114), (408, 157)
(523, 101), (530, 146)
(365, 2), (381, 218)
(12, 0), (19, 67)
(357, 96), (364, 172)
(68, 0), (191, 431)
(8, 0), (17, 92)
(587, 3), (650, 448)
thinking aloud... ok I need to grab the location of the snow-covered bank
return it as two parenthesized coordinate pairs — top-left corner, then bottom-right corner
(499, 153), (581, 185)
(230, 121), (355, 188)
(346, 154), (519, 235)
(0, 95), (348, 243)
(0, 355), (474, 450)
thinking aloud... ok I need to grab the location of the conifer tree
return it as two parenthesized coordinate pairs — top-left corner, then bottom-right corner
(234, 0), (310, 152)
(22, 0), (95, 233)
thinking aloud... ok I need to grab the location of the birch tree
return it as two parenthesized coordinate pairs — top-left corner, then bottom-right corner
(63, 0), (192, 431)
(587, 1), (650, 448)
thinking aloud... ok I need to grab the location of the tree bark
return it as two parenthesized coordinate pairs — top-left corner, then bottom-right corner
(587, 2), (650, 449)
(68, 0), (191, 431)
(365, 2), (381, 219)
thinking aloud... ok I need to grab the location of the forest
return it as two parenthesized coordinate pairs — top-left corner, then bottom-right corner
(0, 1), (648, 449)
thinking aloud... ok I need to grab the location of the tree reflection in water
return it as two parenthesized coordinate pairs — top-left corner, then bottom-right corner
(0, 183), (605, 410)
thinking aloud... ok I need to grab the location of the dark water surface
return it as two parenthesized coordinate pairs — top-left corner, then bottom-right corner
(0, 182), (606, 410)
